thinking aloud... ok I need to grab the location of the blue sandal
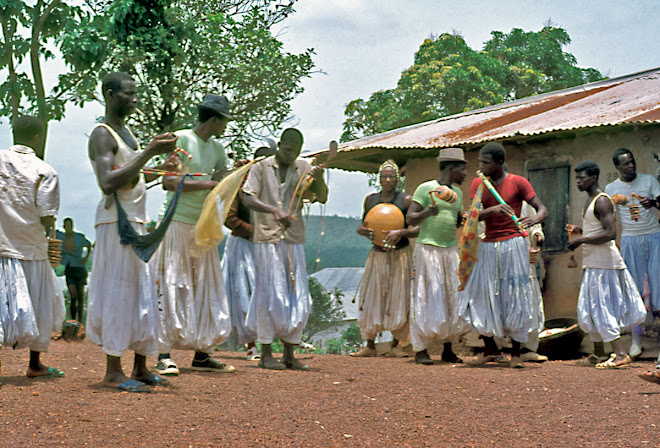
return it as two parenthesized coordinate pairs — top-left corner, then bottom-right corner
(139, 373), (172, 387)
(106, 379), (152, 393)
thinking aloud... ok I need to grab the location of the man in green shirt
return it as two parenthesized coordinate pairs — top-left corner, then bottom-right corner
(152, 94), (235, 376)
(406, 148), (468, 365)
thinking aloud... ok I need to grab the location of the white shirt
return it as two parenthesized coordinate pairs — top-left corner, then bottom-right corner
(605, 173), (660, 236)
(0, 145), (59, 260)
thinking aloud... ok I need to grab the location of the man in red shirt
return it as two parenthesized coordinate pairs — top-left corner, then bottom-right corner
(459, 142), (548, 368)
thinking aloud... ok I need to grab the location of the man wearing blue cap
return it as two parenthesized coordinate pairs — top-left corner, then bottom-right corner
(152, 94), (235, 375)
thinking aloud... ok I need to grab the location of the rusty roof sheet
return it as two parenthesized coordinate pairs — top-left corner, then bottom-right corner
(308, 68), (660, 172)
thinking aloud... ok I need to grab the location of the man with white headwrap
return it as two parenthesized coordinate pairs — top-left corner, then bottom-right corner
(0, 115), (65, 379)
(241, 128), (328, 370)
(351, 160), (417, 358)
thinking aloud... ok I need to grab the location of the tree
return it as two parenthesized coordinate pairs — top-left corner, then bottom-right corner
(341, 26), (604, 142)
(0, 0), (107, 156)
(340, 323), (362, 353)
(101, 0), (315, 158)
(304, 277), (346, 339)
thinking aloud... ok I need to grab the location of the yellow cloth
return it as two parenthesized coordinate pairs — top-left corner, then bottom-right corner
(458, 183), (483, 291)
(193, 161), (256, 256)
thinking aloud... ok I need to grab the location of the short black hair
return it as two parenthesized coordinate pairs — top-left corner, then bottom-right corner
(198, 107), (225, 123)
(281, 128), (304, 145)
(439, 160), (465, 171)
(480, 142), (506, 164)
(11, 115), (44, 144)
(612, 148), (633, 166)
(575, 160), (600, 178)
(102, 72), (133, 99)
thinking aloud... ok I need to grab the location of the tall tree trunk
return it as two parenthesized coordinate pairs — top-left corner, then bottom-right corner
(0, 11), (20, 120)
(30, 0), (61, 156)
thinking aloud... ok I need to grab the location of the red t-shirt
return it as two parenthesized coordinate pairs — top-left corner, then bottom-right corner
(470, 174), (537, 242)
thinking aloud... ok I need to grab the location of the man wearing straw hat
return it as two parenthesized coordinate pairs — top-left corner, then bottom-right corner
(241, 128), (328, 370)
(152, 94), (236, 376)
(0, 115), (65, 379)
(458, 142), (548, 368)
(406, 148), (468, 365)
(351, 160), (417, 358)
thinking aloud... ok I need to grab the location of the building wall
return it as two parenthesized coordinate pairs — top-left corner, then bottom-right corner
(405, 126), (660, 319)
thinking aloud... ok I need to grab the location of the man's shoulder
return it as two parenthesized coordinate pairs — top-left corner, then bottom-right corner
(605, 178), (623, 190)
(415, 180), (437, 191)
(637, 173), (658, 184)
(507, 173), (528, 184)
(295, 158), (310, 170)
(174, 129), (196, 143)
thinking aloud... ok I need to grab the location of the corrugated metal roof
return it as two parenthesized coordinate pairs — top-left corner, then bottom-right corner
(307, 67), (660, 172)
(310, 267), (363, 320)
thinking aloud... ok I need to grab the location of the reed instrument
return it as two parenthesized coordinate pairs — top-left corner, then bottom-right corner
(566, 224), (578, 269)
(428, 185), (458, 204)
(287, 140), (338, 216)
(47, 221), (62, 268)
(629, 193), (643, 221)
(476, 170), (528, 237)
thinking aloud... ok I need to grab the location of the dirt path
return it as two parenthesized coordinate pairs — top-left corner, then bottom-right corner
(1, 340), (659, 447)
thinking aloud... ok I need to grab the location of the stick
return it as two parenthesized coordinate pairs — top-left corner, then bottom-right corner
(287, 140), (338, 216)
(476, 170), (528, 237)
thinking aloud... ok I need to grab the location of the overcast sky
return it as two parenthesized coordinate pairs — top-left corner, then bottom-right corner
(1, 0), (658, 238)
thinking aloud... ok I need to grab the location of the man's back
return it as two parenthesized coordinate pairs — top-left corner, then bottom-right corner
(0, 146), (59, 261)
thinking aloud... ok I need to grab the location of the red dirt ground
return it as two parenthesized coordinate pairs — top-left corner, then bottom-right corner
(1, 340), (659, 448)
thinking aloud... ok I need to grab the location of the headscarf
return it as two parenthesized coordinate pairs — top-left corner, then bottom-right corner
(378, 159), (400, 182)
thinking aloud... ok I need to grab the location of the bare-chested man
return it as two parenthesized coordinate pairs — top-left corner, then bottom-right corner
(87, 72), (177, 392)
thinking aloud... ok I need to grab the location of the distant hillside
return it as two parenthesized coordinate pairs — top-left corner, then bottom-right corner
(304, 215), (371, 273)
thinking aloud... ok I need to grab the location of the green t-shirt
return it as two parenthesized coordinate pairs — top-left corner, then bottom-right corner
(160, 129), (227, 224)
(412, 180), (463, 247)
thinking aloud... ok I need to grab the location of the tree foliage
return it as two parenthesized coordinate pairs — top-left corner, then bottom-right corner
(100, 0), (315, 158)
(341, 26), (604, 142)
(304, 277), (346, 339)
(0, 0), (106, 155)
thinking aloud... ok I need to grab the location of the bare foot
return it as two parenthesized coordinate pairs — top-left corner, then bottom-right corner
(101, 373), (133, 389)
(509, 356), (524, 369)
(26, 365), (64, 378)
(283, 357), (309, 371)
(259, 356), (285, 370)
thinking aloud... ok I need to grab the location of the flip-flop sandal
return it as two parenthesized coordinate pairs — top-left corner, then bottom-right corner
(469, 353), (501, 366)
(639, 370), (660, 385)
(27, 366), (65, 378)
(595, 354), (631, 369)
(106, 379), (153, 393)
(575, 354), (609, 366)
(138, 373), (172, 387)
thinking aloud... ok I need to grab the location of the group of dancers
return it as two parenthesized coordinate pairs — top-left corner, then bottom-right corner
(1, 71), (659, 392)
(351, 144), (659, 384)
(1, 72), (327, 391)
